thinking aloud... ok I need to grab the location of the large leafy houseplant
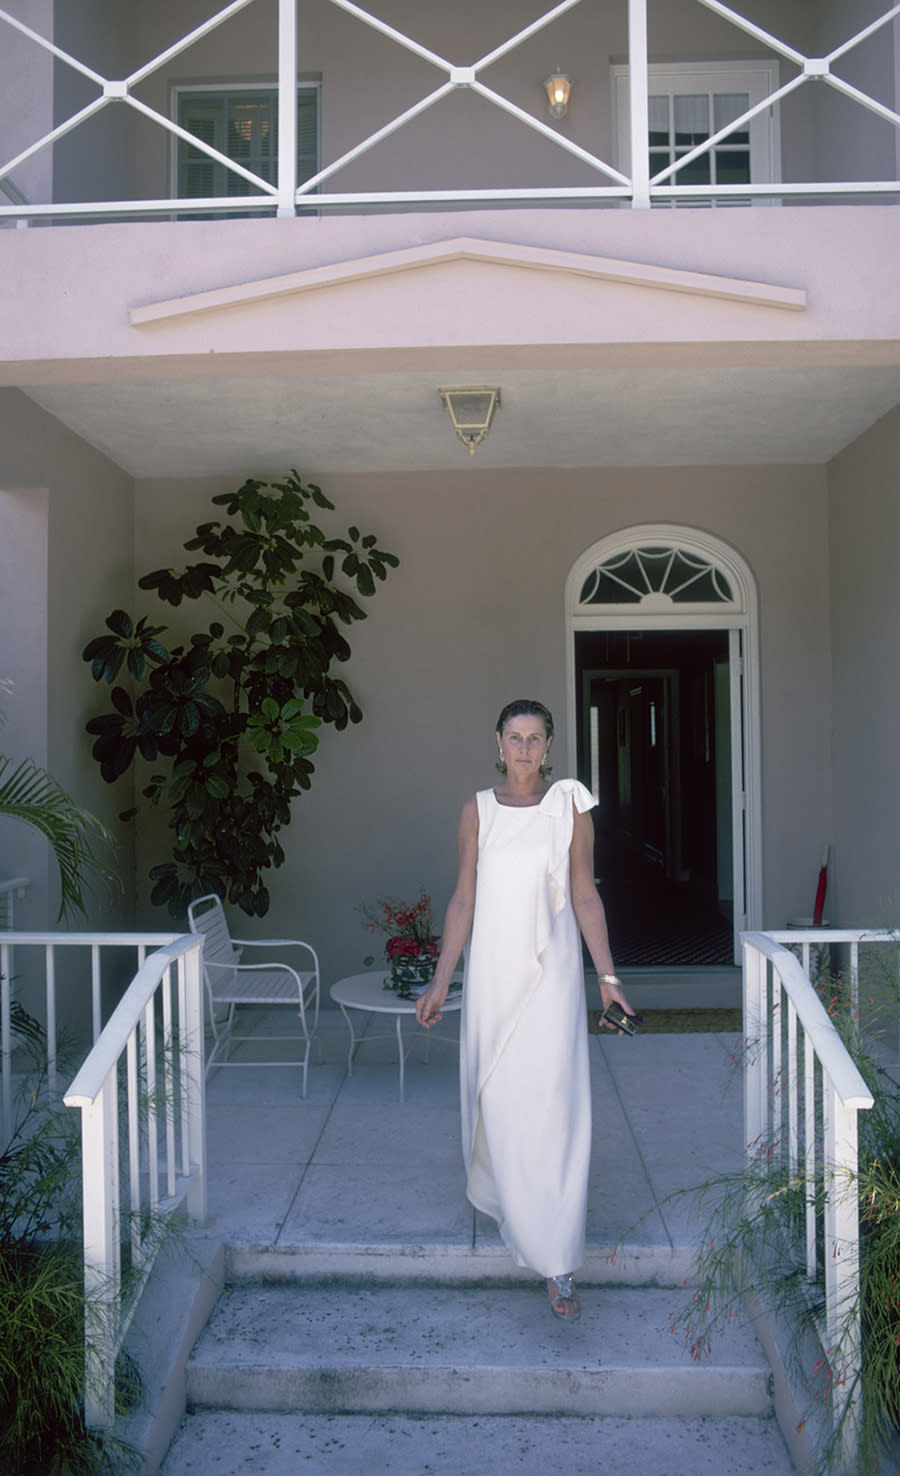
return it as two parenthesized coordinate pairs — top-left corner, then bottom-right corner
(83, 471), (398, 917)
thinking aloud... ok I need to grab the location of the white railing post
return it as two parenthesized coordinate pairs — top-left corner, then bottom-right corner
(742, 934), (766, 1154)
(277, 0), (298, 217)
(824, 1089), (863, 1463)
(627, 0), (650, 208)
(181, 944), (207, 1222)
(80, 1070), (120, 1430)
(742, 929), (881, 1472)
(59, 934), (207, 1433)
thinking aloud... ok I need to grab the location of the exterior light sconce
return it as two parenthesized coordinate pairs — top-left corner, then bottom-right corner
(544, 71), (572, 119)
(439, 386), (501, 454)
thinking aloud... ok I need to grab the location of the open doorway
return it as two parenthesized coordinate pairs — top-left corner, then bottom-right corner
(575, 628), (733, 967)
(566, 526), (761, 968)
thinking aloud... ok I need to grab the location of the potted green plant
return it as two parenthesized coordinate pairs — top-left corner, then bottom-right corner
(82, 472), (398, 918)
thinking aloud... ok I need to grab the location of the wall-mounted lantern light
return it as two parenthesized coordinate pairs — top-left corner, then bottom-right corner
(544, 71), (572, 119)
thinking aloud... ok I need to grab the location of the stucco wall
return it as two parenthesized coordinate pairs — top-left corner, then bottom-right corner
(130, 462), (832, 984)
(0, 390), (136, 937)
(828, 403), (900, 928)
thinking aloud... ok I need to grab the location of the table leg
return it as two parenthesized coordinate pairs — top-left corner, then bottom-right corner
(338, 1002), (357, 1076)
(395, 1012), (405, 1103)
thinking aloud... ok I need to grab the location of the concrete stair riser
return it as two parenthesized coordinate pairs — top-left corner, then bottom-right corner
(184, 1280), (773, 1423)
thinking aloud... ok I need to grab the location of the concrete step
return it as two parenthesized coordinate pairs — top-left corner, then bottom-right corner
(160, 1410), (797, 1476)
(185, 1281), (774, 1419)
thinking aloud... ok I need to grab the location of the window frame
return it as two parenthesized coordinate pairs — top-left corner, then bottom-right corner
(170, 79), (321, 209)
(611, 59), (782, 202)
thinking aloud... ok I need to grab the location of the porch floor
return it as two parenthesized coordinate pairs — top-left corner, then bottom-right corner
(199, 1003), (746, 1261)
(152, 1005), (809, 1476)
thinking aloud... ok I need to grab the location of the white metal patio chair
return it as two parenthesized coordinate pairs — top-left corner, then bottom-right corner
(187, 893), (320, 1097)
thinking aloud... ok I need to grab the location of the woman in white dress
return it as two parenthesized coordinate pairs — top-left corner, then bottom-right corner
(416, 699), (635, 1321)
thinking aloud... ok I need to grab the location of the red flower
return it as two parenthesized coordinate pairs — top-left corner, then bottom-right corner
(360, 889), (439, 954)
(386, 936), (420, 959)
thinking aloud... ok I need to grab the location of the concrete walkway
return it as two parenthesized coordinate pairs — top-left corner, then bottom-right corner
(153, 1004), (805, 1475)
(198, 1003), (747, 1261)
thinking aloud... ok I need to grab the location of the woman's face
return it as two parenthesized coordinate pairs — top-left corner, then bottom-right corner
(497, 713), (552, 780)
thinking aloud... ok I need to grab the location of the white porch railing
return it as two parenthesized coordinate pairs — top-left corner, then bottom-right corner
(63, 934), (206, 1430)
(1, 0), (899, 221)
(0, 930), (179, 1146)
(741, 928), (893, 1467)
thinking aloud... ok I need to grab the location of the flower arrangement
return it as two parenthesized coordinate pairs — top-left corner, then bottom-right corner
(361, 890), (440, 990)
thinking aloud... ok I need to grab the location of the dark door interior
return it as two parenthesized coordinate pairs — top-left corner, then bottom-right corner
(576, 629), (733, 968)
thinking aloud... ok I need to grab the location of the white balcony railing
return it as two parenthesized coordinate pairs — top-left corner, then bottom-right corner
(1, 0), (899, 223)
(741, 928), (896, 1469)
(62, 934), (206, 1430)
(0, 930), (179, 1145)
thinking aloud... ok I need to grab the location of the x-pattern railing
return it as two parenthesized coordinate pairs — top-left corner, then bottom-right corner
(0, 0), (899, 220)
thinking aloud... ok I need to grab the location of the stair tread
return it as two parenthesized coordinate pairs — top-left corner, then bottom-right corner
(160, 1411), (797, 1476)
(189, 1282), (766, 1373)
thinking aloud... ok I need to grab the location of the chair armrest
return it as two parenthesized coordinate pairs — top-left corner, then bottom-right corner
(231, 938), (320, 967)
(232, 937), (315, 949)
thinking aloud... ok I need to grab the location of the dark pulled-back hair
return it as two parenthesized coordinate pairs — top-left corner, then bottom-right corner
(495, 698), (555, 739)
(495, 699), (554, 776)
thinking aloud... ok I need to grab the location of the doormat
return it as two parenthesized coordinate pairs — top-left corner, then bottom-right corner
(589, 1008), (743, 1035)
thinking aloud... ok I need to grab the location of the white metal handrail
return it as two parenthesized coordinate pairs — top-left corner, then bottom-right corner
(1, 0), (899, 221)
(0, 930), (179, 1141)
(741, 929), (889, 1467)
(63, 934), (206, 1430)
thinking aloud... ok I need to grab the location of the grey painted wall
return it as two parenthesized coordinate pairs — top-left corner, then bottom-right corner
(0, 390), (136, 938)
(130, 461), (832, 987)
(829, 403), (900, 929)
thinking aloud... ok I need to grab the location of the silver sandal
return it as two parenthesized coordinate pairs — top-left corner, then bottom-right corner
(548, 1273), (581, 1321)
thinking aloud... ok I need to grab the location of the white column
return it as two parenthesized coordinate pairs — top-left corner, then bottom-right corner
(627, 0), (650, 208)
(277, 0), (298, 217)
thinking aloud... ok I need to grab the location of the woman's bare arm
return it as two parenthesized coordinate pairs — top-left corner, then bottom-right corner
(416, 796), (478, 1027)
(570, 807), (635, 1023)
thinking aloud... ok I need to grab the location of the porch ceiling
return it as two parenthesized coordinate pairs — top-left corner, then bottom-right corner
(21, 362), (900, 477)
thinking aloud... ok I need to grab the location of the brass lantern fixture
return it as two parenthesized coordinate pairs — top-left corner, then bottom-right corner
(438, 386), (501, 454)
(544, 71), (572, 120)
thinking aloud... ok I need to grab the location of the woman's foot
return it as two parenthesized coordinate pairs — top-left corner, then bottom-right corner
(548, 1274), (581, 1321)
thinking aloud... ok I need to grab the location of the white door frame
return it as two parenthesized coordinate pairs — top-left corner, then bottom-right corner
(564, 524), (762, 961)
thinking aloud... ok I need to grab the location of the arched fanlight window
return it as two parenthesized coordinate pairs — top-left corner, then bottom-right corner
(578, 542), (738, 610)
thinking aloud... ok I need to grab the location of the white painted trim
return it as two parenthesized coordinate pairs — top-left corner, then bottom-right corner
(129, 234), (807, 326)
(564, 523), (763, 954)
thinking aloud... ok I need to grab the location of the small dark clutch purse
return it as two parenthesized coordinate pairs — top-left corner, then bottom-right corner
(600, 1001), (644, 1036)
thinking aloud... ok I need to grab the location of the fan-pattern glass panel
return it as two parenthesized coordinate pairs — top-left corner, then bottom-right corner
(579, 545), (734, 606)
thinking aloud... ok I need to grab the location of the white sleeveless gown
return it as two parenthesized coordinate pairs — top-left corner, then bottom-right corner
(460, 778), (596, 1277)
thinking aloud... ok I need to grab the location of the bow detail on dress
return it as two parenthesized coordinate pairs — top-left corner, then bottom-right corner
(538, 778), (596, 817)
(537, 779), (597, 926)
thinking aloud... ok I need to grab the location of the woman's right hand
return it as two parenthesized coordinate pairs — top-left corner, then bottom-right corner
(416, 979), (449, 1028)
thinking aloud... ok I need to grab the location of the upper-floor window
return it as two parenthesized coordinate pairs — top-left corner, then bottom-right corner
(612, 61), (780, 203)
(175, 85), (319, 203)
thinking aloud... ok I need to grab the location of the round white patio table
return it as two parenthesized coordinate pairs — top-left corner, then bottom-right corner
(330, 971), (462, 1102)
